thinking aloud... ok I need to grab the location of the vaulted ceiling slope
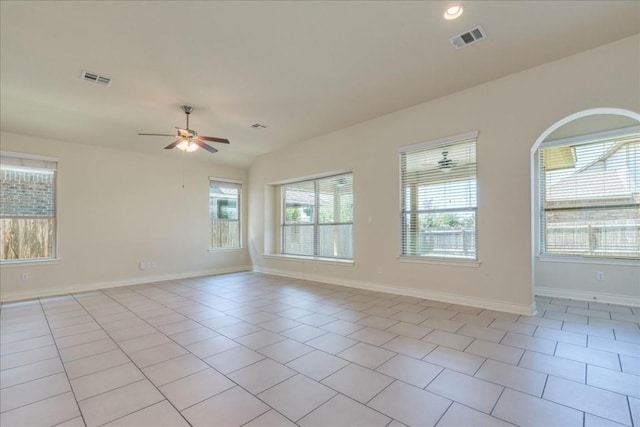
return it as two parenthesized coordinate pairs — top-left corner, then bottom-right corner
(1, 1), (638, 167)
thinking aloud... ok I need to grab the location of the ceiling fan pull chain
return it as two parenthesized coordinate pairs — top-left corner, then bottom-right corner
(182, 150), (185, 189)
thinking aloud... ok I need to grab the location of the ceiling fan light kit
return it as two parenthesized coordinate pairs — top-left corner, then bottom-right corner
(138, 105), (230, 154)
(176, 140), (199, 152)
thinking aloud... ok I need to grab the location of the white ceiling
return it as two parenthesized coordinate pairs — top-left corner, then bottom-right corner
(1, 1), (638, 168)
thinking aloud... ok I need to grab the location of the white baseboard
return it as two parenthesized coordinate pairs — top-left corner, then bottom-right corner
(535, 286), (640, 307)
(254, 266), (536, 316)
(0, 265), (252, 303)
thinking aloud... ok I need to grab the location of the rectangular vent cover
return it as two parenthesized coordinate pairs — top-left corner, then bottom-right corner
(450, 26), (487, 49)
(81, 71), (112, 86)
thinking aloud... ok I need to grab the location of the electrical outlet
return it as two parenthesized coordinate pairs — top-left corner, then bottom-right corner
(139, 261), (146, 271)
(377, 266), (383, 274)
(21, 272), (29, 281)
(596, 272), (605, 281)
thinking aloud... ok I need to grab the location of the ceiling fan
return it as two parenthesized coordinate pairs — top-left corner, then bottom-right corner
(138, 106), (229, 154)
(438, 151), (455, 172)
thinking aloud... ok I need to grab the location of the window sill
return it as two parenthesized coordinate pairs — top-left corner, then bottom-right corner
(208, 247), (243, 253)
(265, 254), (354, 266)
(0, 258), (60, 267)
(536, 255), (639, 267)
(398, 256), (480, 268)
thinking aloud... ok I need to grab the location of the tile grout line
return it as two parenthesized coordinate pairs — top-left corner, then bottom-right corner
(432, 400), (455, 427)
(0, 338), (55, 357)
(0, 375), (71, 414)
(3, 275), (638, 427)
(93, 399), (173, 427)
(69, 292), (194, 427)
(37, 296), (89, 427)
(63, 357), (134, 382)
(625, 396), (635, 427)
(92, 285), (337, 426)
(0, 351), (60, 374)
(488, 386), (507, 416)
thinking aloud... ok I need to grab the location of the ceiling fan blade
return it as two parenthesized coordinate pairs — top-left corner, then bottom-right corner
(139, 133), (176, 137)
(164, 139), (181, 150)
(193, 139), (218, 153)
(198, 136), (230, 144)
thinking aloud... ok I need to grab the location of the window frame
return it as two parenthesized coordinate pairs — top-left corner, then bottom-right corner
(399, 131), (479, 263)
(0, 151), (59, 264)
(280, 172), (353, 261)
(536, 126), (640, 262)
(208, 178), (242, 251)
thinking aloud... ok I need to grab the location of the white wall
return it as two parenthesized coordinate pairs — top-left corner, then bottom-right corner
(535, 259), (639, 306)
(0, 132), (250, 302)
(248, 35), (640, 313)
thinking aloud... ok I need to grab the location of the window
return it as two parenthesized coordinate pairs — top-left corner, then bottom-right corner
(400, 133), (477, 260)
(539, 129), (639, 259)
(281, 173), (353, 260)
(209, 179), (241, 249)
(0, 152), (57, 261)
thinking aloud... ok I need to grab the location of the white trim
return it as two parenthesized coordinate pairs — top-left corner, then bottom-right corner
(0, 258), (60, 267)
(399, 130), (479, 153)
(209, 177), (243, 184)
(268, 170), (353, 186)
(0, 265), (251, 303)
(209, 179), (243, 249)
(0, 150), (58, 163)
(540, 125), (640, 149)
(264, 254), (354, 266)
(536, 286), (640, 307)
(536, 255), (639, 267)
(207, 247), (243, 253)
(254, 265), (536, 315)
(398, 256), (480, 268)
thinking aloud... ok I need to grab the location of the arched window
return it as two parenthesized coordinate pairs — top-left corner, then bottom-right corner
(537, 126), (639, 259)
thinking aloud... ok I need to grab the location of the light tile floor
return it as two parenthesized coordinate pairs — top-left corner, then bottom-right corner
(1, 272), (639, 427)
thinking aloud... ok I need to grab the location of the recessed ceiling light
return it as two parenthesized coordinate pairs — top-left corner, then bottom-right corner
(444, 5), (463, 20)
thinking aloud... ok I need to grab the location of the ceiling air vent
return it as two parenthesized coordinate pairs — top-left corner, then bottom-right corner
(81, 71), (112, 86)
(449, 26), (487, 49)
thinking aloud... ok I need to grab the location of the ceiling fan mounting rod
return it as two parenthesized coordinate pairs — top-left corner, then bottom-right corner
(182, 105), (193, 129)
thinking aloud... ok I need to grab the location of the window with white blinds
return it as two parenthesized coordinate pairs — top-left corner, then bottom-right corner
(282, 173), (353, 260)
(539, 129), (640, 259)
(0, 152), (57, 261)
(210, 179), (241, 249)
(400, 133), (477, 260)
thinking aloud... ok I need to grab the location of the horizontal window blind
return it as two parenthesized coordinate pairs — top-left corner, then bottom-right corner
(209, 179), (241, 248)
(540, 134), (639, 259)
(0, 153), (57, 174)
(400, 135), (477, 259)
(282, 173), (353, 259)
